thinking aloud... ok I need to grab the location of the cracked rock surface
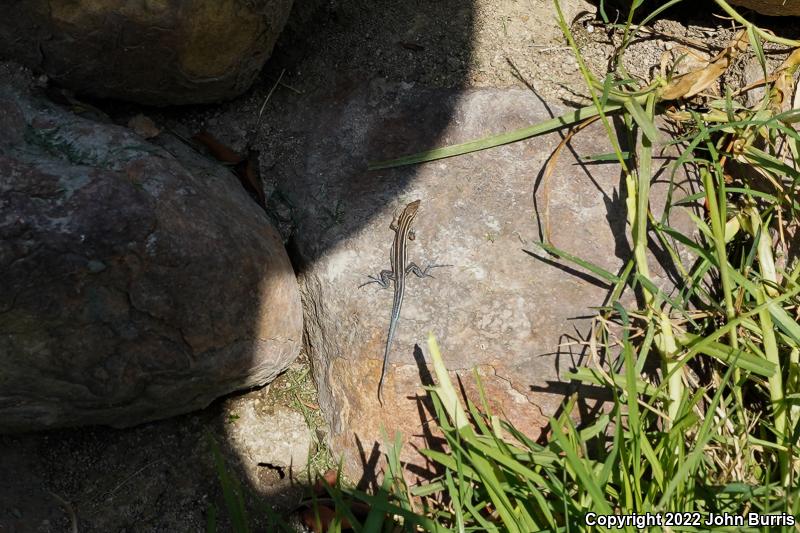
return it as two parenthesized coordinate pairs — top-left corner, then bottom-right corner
(0, 69), (303, 432)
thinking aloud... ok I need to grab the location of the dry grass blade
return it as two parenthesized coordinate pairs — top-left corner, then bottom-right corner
(49, 490), (79, 533)
(661, 30), (749, 100)
(540, 115), (600, 243)
(256, 68), (286, 135)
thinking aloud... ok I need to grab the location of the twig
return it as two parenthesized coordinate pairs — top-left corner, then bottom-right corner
(97, 458), (165, 501)
(49, 490), (79, 533)
(255, 68), (286, 135)
(265, 74), (303, 95)
(528, 45), (571, 52)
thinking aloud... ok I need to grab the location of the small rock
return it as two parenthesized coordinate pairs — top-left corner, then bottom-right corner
(225, 403), (312, 474)
(127, 114), (162, 139)
(743, 57), (767, 108)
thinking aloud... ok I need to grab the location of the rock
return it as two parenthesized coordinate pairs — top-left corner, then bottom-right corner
(0, 0), (294, 105)
(268, 81), (693, 478)
(728, 0), (800, 16)
(604, 0), (799, 16)
(0, 68), (303, 432)
(743, 57), (769, 108)
(225, 402), (312, 475)
(128, 114), (162, 140)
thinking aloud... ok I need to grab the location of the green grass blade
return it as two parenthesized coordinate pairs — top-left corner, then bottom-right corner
(623, 97), (659, 145)
(549, 417), (613, 515)
(369, 104), (622, 169)
(525, 242), (621, 284)
(208, 436), (250, 533)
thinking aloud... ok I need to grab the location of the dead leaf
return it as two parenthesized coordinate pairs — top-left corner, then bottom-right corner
(128, 114), (161, 139)
(297, 499), (368, 532)
(771, 47), (800, 113)
(234, 149), (266, 208)
(193, 131), (265, 209)
(313, 469), (339, 495)
(301, 399), (320, 410)
(192, 130), (244, 165)
(661, 30), (749, 101)
(300, 505), (348, 533)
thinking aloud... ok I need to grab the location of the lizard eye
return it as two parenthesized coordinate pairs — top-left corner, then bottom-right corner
(408, 230), (416, 241)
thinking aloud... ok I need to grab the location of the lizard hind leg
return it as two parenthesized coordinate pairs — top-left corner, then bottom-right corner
(406, 262), (452, 279)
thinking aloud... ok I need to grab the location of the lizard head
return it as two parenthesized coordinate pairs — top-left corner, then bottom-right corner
(404, 199), (421, 217)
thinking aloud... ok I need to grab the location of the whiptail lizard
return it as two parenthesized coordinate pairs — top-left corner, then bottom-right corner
(360, 199), (447, 405)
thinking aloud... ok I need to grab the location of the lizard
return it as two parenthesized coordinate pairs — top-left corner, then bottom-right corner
(360, 199), (447, 405)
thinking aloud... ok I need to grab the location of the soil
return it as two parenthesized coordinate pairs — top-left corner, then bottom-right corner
(0, 359), (320, 533)
(2, 1), (796, 531)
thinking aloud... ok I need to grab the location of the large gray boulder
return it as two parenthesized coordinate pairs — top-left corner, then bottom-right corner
(729, 0), (800, 15)
(0, 0), (294, 105)
(0, 67), (303, 432)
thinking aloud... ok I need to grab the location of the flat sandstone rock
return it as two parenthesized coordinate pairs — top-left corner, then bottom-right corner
(0, 71), (303, 432)
(274, 81), (691, 478)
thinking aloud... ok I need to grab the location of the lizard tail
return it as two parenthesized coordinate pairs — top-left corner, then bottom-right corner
(377, 357), (387, 406)
(378, 312), (398, 406)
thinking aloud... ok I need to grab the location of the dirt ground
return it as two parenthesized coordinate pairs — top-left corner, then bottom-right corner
(2, 1), (795, 531)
